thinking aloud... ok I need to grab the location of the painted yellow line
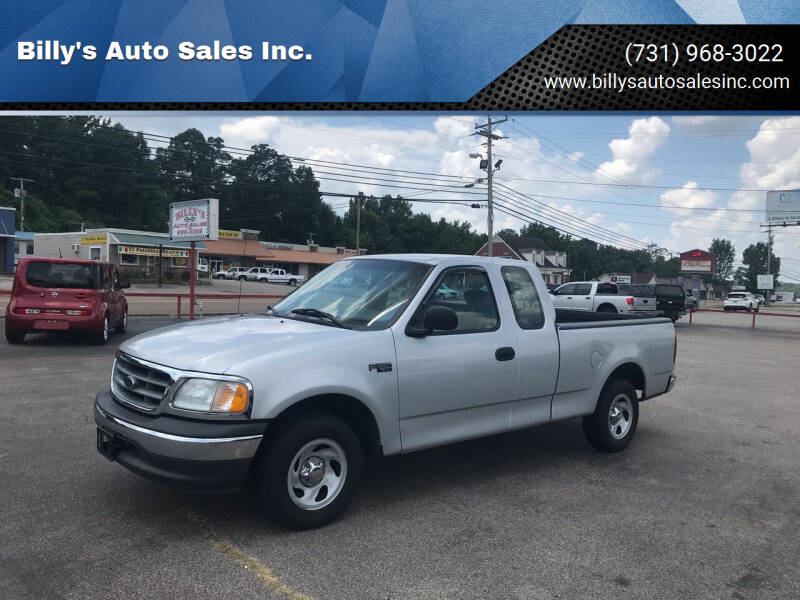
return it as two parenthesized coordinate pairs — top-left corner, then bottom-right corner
(211, 538), (314, 600)
(187, 512), (312, 600)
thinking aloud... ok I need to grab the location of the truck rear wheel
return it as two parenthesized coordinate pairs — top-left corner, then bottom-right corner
(583, 379), (639, 453)
(597, 304), (617, 314)
(256, 412), (363, 529)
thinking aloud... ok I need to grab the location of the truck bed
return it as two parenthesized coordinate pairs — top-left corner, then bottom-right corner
(555, 308), (671, 328)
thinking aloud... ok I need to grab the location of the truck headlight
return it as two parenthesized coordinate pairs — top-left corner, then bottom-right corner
(172, 378), (250, 414)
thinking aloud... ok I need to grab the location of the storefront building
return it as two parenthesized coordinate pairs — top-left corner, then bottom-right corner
(34, 229), (203, 279)
(200, 230), (360, 278)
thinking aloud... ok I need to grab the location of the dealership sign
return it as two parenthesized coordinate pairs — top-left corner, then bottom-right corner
(757, 274), (774, 290)
(118, 246), (188, 258)
(169, 198), (219, 241)
(766, 190), (800, 224)
(218, 229), (242, 240)
(679, 249), (716, 274)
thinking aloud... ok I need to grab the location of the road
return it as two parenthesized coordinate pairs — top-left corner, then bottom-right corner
(1, 318), (799, 599)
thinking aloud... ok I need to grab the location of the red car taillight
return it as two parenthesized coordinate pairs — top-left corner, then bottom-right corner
(626, 297), (634, 306)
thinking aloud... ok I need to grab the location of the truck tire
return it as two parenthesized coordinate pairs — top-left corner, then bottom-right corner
(289, 278), (297, 286)
(238, 275), (247, 281)
(5, 320), (25, 344)
(256, 412), (363, 529)
(597, 304), (617, 314)
(583, 379), (639, 453)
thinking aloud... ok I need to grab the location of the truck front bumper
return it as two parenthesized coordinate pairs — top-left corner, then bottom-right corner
(94, 388), (266, 493)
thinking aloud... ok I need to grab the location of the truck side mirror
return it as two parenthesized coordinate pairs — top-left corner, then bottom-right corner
(406, 305), (458, 337)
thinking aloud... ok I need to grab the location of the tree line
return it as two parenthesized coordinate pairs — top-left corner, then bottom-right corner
(1, 116), (778, 284)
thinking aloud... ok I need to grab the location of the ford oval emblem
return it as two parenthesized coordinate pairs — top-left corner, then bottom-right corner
(51, 291), (58, 297)
(123, 375), (137, 388)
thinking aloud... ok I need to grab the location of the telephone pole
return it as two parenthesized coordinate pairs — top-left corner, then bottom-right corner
(10, 177), (35, 231)
(355, 192), (364, 253)
(474, 117), (507, 256)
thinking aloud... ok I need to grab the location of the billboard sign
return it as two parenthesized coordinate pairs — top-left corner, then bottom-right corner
(679, 249), (715, 274)
(766, 190), (800, 224)
(169, 199), (219, 241)
(757, 274), (774, 290)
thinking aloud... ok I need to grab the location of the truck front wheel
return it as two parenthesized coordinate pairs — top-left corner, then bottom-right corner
(256, 412), (363, 529)
(583, 379), (639, 453)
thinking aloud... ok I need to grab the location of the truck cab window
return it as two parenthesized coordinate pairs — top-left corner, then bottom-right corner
(501, 267), (544, 329)
(596, 283), (617, 294)
(554, 283), (575, 296)
(422, 268), (499, 333)
(574, 283), (592, 296)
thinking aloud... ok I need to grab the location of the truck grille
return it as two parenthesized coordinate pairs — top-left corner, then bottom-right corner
(112, 352), (173, 412)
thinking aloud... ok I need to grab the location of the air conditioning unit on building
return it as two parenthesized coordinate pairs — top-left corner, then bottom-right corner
(71, 243), (80, 252)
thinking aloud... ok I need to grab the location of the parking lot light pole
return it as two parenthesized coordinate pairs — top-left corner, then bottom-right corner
(189, 241), (196, 320)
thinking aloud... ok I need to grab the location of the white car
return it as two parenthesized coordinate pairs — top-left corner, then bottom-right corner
(723, 292), (759, 312)
(214, 267), (249, 280)
(244, 267), (275, 282)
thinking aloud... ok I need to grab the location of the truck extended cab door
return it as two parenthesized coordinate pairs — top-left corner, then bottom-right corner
(393, 265), (518, 452)
(500, 266), (560, 428)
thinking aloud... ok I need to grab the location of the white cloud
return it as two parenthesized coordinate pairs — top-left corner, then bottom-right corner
(219, 116), (281, 145)
(658, 118), (800, 266)
(659, 181), (716, 217)
(595, 117), (670, 184)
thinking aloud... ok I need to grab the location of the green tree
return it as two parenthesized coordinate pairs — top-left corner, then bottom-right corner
(708, 238), (735, 282)
(741, 242), (779, 291)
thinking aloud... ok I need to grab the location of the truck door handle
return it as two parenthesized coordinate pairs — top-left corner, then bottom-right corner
(585, 296), (591, 299)
(495, 347), (515, 361)
(566, 296), (572, 299)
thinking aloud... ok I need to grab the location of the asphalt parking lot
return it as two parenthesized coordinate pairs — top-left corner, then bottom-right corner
(1, 317), (799, 599)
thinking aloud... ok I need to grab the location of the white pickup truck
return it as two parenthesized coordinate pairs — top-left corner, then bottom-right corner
(550, 281), (649, 314)
(260, 268), (305, 286)
(94, 255), (677, 529)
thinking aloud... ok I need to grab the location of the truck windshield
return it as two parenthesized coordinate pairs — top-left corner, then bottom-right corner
(25, 261), (100, 289)
(271, 259), (431, 330)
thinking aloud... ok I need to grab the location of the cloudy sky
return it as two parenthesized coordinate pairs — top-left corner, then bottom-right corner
(97, 112), (800, 281)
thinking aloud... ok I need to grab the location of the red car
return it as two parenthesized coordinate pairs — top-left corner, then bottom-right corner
(5, 257), (129, 345)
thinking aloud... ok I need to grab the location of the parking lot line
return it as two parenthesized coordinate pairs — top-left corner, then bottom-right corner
(186, 512), (313, 600)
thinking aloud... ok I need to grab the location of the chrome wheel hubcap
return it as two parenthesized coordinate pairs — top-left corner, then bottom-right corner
(298, 456), (325, 487)
(287, 438), (347, 511)
(608, 394), (633, 439)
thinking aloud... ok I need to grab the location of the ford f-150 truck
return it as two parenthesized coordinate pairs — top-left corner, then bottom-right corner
(94, 255), (677, 529)
(550, 281), (649, 314)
